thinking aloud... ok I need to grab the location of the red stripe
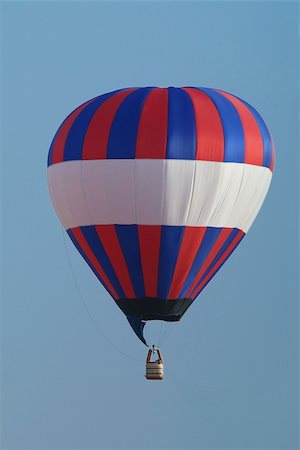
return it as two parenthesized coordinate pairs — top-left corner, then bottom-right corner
(51, 100), (92, 165)
(71, 227), (119, 299)
(82, 89), (136, 160)
(186, 228), (233, 298)
(183, 87), (224, 162)
(95, 225), (135, 298)
(217, 90), (264, 166)
(136, 88), (168, 158)
(168, 227), (206, 299)
(138, 225), (161, 297)
(191, 231), (244, 299)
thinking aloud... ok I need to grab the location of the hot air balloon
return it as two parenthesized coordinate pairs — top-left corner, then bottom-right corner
(47, 87), (274, 379)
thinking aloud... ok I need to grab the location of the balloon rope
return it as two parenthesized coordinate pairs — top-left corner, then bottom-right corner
(61, 229), (144, 364)
(158, 320), (164, 345)
(159, 322), (176, 347)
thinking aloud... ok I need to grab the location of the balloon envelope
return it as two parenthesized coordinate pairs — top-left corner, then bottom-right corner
(48, 87), (274, 345)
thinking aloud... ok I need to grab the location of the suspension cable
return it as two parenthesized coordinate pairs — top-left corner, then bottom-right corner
(61, 228), (144, 364)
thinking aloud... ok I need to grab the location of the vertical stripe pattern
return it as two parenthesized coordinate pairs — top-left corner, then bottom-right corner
(114, 225), (145, 299)
(168, 227), (206, 299)
(82, 89), (136, 160)
(183, 87), (224, 162)
(166, 88), (196, 159)
(191, 230), (245, 299)
(157, 226), (185, 298)
(48, 86), (274, 171)
(138, 225), (161, 297)
(63, 92), (118, 162)
(136, 88), (168, 159)
(107, 88), (153, 159)
(48, 86), (273, 327)
(67, 225), (244, 302)
(95, 225), (136, 298)
(67, 228), (119, 299)
(48, 99), (93, 165)
(197, 88), (245, 163)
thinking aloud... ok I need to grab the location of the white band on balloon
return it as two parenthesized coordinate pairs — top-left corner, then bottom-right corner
(48, 159), (272, 233)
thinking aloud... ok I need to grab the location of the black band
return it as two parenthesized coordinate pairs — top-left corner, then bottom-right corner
(115, 297), (193, 321)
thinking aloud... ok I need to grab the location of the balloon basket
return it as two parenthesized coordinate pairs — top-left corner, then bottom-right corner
(145, 347), (164, 380)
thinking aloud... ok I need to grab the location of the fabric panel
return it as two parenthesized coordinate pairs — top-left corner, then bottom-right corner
(183, 87), (224, 162)
(166, 87), (196, 159)
(197, 88), (245, 163)
(82, 89), (136, 160)
(48, 159), (272, 233)
(136, 88), (168, 159)
(106, 88), (153, 159)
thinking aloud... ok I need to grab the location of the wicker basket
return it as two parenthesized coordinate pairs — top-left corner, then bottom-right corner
(145, 348), (164, 380)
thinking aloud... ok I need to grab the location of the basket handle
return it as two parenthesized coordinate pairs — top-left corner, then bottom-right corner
(146, 349), (152, 363)
(156, 349), (163, 364)
(146, 348), (163, 364)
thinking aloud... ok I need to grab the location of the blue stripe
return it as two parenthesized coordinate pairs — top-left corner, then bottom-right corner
(193, 232), (245, 298)
(48, 129), (60, 166)
(238, 98), (273, 168)
(80, 226), (125, 298)
(107, 88), (153, 159)
(157, 226), (185, 298)
(190, 228), (240, 297)
(63, 91), (119, 162)
(198, 88), (245, 163)
(166, 88), (196, 159)
(179, 227), (223, 298)
(67, 229), (114, 297)
(115, 225), (145, 298)
(47, 102), (86, 166)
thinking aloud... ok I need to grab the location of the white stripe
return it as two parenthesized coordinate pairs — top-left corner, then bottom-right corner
(48, 159), (272, 233)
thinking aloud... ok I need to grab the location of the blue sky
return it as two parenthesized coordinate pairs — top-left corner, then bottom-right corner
(1, 1), (299, 449)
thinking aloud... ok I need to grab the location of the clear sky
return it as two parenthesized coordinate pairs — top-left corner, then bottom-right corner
(1, 1), (299, 449)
